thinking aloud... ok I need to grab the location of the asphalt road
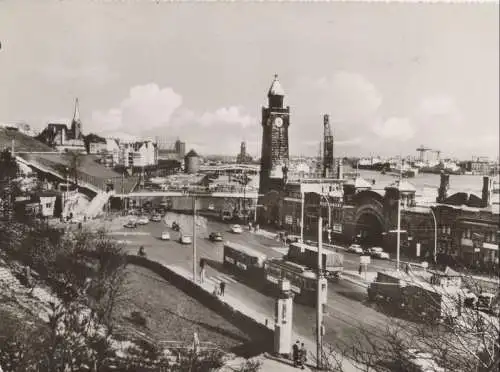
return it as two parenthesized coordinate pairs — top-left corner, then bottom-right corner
(112, 212), (395, 349)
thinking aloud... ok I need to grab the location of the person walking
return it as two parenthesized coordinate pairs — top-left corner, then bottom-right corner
(292, 340), (300, 367)
(219, 281), (226, 297)
(199, 258), (206, 283)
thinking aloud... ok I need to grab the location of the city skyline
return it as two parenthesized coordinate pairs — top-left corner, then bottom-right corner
(0, 2), (498, 158)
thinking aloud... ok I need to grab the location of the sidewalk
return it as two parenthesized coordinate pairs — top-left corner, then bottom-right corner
(166, 263), (361, 372)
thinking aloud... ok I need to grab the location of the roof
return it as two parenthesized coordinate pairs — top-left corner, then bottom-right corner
(346, 177), (372, 189)
(185, 149), (199, 158)
(268, 74), (285, 96)
(387, 180), (417, 192)
(444, 192), (483, 208)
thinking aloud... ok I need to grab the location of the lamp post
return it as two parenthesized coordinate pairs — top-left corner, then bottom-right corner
(300, 191), (305, 242)
(316, 215), (324, 369)
(192, 196), (197, 282)
(396, 163), (403, 272)
(429, 206), (437, 264)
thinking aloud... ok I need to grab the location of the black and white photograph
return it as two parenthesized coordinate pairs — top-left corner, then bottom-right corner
(0, 1), (498, 371)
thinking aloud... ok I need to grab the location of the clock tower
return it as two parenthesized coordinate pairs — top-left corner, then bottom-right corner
(259, 74), (290, 195)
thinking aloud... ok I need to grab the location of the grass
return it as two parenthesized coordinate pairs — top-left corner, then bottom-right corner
(115, 265), (252, 352)
(0, 128), (53, 152)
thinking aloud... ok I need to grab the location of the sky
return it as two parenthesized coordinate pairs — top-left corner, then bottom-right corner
(0, 1), (498, 159)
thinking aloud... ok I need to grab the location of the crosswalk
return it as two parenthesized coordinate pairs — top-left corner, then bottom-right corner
(204, 272), (238, 285)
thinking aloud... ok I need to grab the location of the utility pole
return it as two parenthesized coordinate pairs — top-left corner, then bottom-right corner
(193, 196), (197, 283)
(316, 215), (324, 369)
(300, 191), (305, 242)
(396, 161), (402, 271)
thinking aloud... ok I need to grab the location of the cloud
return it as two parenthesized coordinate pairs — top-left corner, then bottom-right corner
(295, 71), (382, 125)
(90, 83), (183, 135)
(199, 106), (256, 128)
(373, 117), (415, 141)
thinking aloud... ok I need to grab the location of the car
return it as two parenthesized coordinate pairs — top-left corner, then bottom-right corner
(285, 235), (302, 244)
(221, 211), (233, 221)
(347, 244), (364, 254)
(137, 216), (149, 225)
(151, 214), (162, 222)
(230, 224), (243, 234)
(179, 235), (192, 244)
(161, 231), (171, 241)
(209, 232), (223, 242)
(369, 247), (390, 260)
(124, 220), (137, 228)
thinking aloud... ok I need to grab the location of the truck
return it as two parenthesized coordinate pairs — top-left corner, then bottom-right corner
(287, 242), (344, 279)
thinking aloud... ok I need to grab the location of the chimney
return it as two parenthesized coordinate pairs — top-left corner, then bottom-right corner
(437, 171), (449, 202)
(482, 176), (492, 207)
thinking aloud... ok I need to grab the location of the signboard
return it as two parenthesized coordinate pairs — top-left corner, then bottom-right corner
(285, 215), (293, 225)
(360, 256), (371, 265)
(416, 243), (421, 257)
(332, 223), (342, 233)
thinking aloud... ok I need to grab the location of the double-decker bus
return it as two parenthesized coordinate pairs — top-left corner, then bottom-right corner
(288, 242), (344, 279)
(223, 242), (267, 277)
(264, 259), (327, 304)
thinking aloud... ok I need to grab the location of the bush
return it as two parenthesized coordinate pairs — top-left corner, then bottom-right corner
(130, 311), (148, 327)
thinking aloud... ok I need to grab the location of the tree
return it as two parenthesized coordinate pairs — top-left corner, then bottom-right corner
(316, 269), (500, 372)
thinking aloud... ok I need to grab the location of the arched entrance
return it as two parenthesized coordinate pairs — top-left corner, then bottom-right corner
(355, 212), (384, 246)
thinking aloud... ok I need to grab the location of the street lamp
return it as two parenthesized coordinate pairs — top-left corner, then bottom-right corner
(429, 206), (437, 264)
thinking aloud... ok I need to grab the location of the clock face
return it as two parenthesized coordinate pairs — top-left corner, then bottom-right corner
(274, 117), (283, 128)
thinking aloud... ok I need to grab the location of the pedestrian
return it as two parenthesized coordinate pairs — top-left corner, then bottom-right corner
(299, 343), (307, 369)
(292, 340), (300, 367)
(219, 281), (226, 296)
(358, 264), (362, 276)
(199, 258), (206, 283)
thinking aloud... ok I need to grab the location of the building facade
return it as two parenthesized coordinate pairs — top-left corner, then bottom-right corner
(259, 75), (290, 196)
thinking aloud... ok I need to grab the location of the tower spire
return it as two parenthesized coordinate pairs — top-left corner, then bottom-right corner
(73, 98), (80, 122)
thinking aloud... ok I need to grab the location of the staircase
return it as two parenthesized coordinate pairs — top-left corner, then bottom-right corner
(85, 191), (114, 219)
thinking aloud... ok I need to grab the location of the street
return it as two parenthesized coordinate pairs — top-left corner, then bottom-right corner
(111, 212), (396, 350)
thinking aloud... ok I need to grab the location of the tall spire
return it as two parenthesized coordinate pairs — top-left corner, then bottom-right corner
(73, 98), (80, 122)
(267, 74), (285, 97)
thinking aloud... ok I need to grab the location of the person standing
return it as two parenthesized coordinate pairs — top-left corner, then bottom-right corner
(299, 343), (307, 369)
(219, 281), (226, 296)
(292, 340), (300, 367)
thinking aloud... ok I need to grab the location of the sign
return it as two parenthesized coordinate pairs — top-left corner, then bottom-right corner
(416, 243), (421, 257)
(360, 256), (371, 265)
(285, 215), (293, 225)
(332, 223), (342, 233)
(224, 256), (235, 264)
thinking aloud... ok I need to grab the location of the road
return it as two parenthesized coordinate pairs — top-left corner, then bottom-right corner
(112, 212), (395, 350)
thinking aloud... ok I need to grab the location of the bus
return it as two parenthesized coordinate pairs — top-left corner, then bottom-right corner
(288, 242), (344, 279)
(223, 242), (267, 276)
(264, 259), (326, 304)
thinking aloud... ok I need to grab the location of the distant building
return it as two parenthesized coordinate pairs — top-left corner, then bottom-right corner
(37, 98), (85, 152)
(118, 140), (158, 168)
(184, 149), (201, 174)
(236, 141), (253, 164)
(462, 157), (493, 175)
(157, 138), (186, 161)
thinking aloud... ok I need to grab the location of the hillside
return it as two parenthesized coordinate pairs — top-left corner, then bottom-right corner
(0, 128), (53, 152)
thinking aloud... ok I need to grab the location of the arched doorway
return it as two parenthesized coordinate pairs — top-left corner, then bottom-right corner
(355, 212), (384, 246)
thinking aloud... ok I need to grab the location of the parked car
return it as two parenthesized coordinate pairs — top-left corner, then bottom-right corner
(285, 235), (302, 244)
(221, 211), (233, 221)
(137, 216), (149, 225)
(369, 247), (390, 260)
(230, 224), (243, 234)
(209, 232), (223, 242)
(347, 244), (364, 254)
(179, 235), (192, 244)
(124, 220), (137, 228)
(161, 231), (171, 241)
(151, 214), (162, 222)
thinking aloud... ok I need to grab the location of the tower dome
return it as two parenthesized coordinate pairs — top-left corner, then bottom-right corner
(267, 74), (285, 108)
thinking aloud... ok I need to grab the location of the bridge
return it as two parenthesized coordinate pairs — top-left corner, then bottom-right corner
(117, 186), (260, 199)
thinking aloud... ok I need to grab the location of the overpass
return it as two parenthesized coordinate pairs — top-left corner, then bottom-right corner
(116, 190), (260, 199)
